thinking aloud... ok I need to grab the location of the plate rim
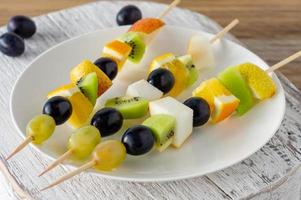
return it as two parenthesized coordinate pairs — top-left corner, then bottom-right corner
(9, 25), (286, 182)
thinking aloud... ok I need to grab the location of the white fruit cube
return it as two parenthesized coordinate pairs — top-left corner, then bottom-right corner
(188, 35), (215, 70)
(126, 80), (163, 101)
(149, 97), (193, 148)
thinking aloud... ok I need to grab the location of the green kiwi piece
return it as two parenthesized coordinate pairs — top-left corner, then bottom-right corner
(105, 96), (149, 119)
(77, 72), (98, 105)
(178, 55), (199, 86)
(143, 114), (176, 152)
(119, 32), (146, 63)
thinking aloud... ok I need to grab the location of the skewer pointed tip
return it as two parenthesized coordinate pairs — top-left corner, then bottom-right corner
(5, 136), (32, 161)
(38, 149), (73, 177)
(40, 160), (95, 191)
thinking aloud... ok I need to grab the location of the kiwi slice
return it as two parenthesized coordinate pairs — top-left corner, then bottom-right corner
(104, 96), (149, 119)
(119, 32), (146, 63)
(178, 55), (199, 86)
(77, 72), (98, 105)
(143, 114), (175, 152)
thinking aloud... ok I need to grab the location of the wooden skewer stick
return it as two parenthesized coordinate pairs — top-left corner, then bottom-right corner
(38, 149), (73, 177)
(40, 160), (96, 191)
(5, 136), (32, 161)
(210, 19), (240, 44)
(158, 0), (181, 19)
(266, 51), (301, 73)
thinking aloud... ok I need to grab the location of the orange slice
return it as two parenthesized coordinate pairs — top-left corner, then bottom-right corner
(193, 78), (239, 123)
(212, 95), (240, 123)
(128, 18), (165, 34)
(238, 63), (276, 100)
(102, 40), (132, 70)
(70, 60), (112, 96)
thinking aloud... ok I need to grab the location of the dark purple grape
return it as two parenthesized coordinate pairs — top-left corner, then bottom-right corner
(184, 97), (210, 127)
(116, 5), (142, 26)
(94, 57), (118, 80)
(42, 96), (72, 125)
(0, 32), (25, 57)
(7, 15), (36, 38)
(147, 68), (175, 94)
(121, 125), (154, 155)
(91, 108), (123, 137)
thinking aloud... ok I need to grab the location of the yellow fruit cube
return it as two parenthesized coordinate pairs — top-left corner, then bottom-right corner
(68, 92), (93, 128)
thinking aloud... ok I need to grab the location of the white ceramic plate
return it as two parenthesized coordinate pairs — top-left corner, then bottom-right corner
(10, 26), (285, 182)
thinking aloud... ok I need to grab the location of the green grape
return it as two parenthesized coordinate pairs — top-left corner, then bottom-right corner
(68, 125), (101, 160)
(93, 140), (126, 171)
(26, 114), (56, 144)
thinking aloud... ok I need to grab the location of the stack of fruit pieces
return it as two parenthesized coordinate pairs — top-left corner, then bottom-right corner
(5, 0), (183, 163)
(46, 16), (168, 129)
(147, 32), (221, 97)
(193, 62), (277, 122)
(101, 18), (165, 71)
(49, 60), (112, 129)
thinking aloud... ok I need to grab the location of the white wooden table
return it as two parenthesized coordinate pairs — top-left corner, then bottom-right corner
(0, 1), (301, 199)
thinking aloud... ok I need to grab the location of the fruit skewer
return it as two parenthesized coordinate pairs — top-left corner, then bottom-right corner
(102, 0), (181, 71)
(38, 107), (124, 176)
(52, 0), (182, 129)
(147, 19), (239, 97)
(41, 51), (301, 191)
(38, 19), (240, 176)
(5, 0), (181, 161)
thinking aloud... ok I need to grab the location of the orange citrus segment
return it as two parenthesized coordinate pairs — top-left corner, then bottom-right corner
(102, 40), (132, 71)
(212, 95), (240, 123)
(193, 78), (231, 111)
(70, 60), (112, 96)
(128, 18), (165, 34)
(238, 63), (276, 100)
(103, 40), (132, 62)
(193, 78), (239, 123)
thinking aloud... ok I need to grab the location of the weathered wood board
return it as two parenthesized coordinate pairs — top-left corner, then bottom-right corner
(0, 1), (300, 199)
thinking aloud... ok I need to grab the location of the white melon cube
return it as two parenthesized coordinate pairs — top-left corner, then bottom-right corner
(126, 80), (163, 101)
(188, 35), (215, 71)
(149, 97), (193, 148)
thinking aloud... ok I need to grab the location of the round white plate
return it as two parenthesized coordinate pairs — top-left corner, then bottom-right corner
(10, 26), (285, 182)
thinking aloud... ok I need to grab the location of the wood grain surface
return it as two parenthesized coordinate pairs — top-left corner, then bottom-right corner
(0, 1), (300, 200)
(0, 0), (300, 89)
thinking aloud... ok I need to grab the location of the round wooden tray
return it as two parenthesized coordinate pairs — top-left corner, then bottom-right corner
(0, 1), (300, 199)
